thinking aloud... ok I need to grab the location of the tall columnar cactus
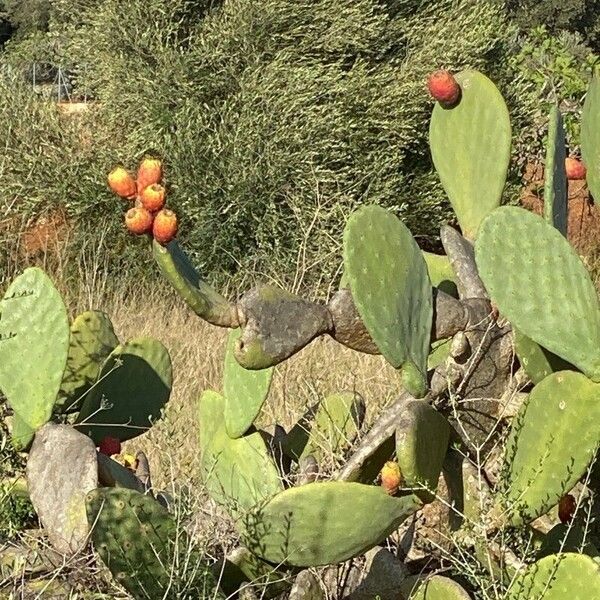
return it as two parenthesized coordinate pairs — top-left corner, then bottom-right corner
(429, 70), (511, 240)
(75, 337), (173, 443)
(0, 268), (70, 433)
(343, 205), (432, 397)
(543, 105), (568, 236)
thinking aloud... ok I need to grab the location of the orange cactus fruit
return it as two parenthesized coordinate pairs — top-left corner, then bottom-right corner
(152, 209), (178, 245)
(137, 157), (163, 192)
(380, 461), (402, 496)
(427, 70), (461, 106)
(558, 494), (577, 524)
(140, 183), (167, 212)
(125, 207), (154, 235)
(108, 166), (137, 199)
(565, 157), (587, 180)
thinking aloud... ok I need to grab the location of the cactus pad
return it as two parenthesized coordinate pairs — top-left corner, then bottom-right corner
(506, 553), (600, 599)
(343, 205), (432, 397)
(56, 310), (119, 414)
(429, 70), (511, 240)
(503, 371), (600, 524)
(475, 206), (600, 380)
(400, 574), (471, 599)
(422, 251), (458, 297)
(396, 401), (450, 502)
(223, 328), (273, 438)
(75, 337), (172, 443)
(97, 453), (145, 493)
(9, 412), (35, 451)
(581, 72), (600, 201)
(538, 523), (599, 559)
(242, 481), (420, 566)
(543, 105), (567, 235)
(198, 390), (283, 517)
(0, 267), (69, 431)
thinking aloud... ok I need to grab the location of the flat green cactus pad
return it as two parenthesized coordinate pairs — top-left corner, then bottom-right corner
(537, 523), (599, 559)
(429, 70), (511, 240)
(513, 329), (574, 385)
(543, 105), (568, 235)
(300, 392), (365, 463)
(56, 310), (119, 414)
(242, 481), (421, 566)
(427, 338), (451, 370)
(400, 574), (471, 599)
(506, 553), (600, 599)
(582, 72), (600, 201)
(396, 401), (450, 502)
(422, 251), (458, 297)
(503, 371), (600, 524)
(0, 267), (70, 431)
(75, 337), (172, 443)
(198, 390), (283, 518)
(343, 205), (432, 397)
(475, 206), (600, 380)
(9, 412), (35, 451)
(223, 328), (274, 438)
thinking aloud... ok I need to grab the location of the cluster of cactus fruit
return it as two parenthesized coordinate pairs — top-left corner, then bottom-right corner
(3, 67), (600, 599)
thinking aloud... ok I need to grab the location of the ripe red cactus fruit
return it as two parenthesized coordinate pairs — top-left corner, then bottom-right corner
(379, 461), (402, 496)
(140, 183), (167, 213)
(125, 207), (154, 235)
(565, 157), (587, 181)
(137, 157), (163, 193)
(152, 209), (178, 245)
(108, 166), (137, 200)
(558, 494), (577, 524)
(98, 436), (121, 457)
(427, 70), (461, 106)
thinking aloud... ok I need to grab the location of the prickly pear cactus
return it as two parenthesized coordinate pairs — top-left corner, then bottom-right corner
(223, 328), (273, 438)
(396, 401), (450, 502)
(400, 574), (471, 599)
(537, 523), (599, 559)
(198, 390), (283, 517)
(581, 71), (600, 201)
(429, 70), (511, 240)
(506, 553), (600, 599)
(242, 481), (421, 566)
(56, 310), (120, 414)
(475, 206), (600, 380)
(503, 371), (600, 524)
(86, 488), (218, 599)
(8, 412), (35, 451)
(422, 251), (458, 297)
(75, 337), (172, 443)
(343, 205), (432, 397)
(543, 105), (567, 236)
(0, 267), (70, 431)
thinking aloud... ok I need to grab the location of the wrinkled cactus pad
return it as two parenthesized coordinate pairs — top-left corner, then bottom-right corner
(475, 206), (600, 380)
(343, 205), (432, 397)
(242, 481), (420, 566)
(223, 328), (274, 438)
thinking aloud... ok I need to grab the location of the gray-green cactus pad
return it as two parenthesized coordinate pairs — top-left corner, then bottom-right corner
(475, 206), (600, 380)
(506, 553), (600, 599)
(429, 70), (511, 240)
(0, 267), (69, 431)
(343, 205), (432, 397)
(503, 371), (600, 524)
(400, 574), (471, 599)
(581, 72), (600, 201)
(56, 310), (120, 414)
(198, 390), (283, 518)
(75, 337), (172, 443)
(223, 328), (274, 438)
(242, 481), (421, 566)
(543, 105), (567, 235)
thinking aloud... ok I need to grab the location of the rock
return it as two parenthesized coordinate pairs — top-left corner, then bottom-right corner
(26, 423), (98, 555)
(290, 570), (324, 600)
(344, 546), (409, 600)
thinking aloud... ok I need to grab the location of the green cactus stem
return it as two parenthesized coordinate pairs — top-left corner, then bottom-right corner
(543, 104), (568, 235)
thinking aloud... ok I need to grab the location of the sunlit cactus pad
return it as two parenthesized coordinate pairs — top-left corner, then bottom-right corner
(475, 206), (600, 380)
(503, 371), (600, 524)
(223, 327), (273, 438)
(343, 205), (432, 397)
(75, 337), (172, 443)
(400, 574), (471, 599)
(242, 481), (420, 566)
(429, 70), (511, 240)
(198, 390), (283, 516)
(0, 267), (69, 431)
(506, 553), (600, 599)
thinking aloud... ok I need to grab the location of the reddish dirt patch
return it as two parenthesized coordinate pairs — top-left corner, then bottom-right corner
(520, 162), (600, 257)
